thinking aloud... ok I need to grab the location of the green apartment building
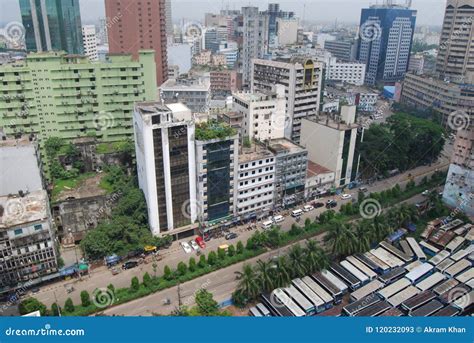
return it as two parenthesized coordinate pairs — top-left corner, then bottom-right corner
(0, 50), (157, 164)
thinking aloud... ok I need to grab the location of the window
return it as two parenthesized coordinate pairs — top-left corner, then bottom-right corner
(14, 228), (23, 235)
(34, 224), (42, 231)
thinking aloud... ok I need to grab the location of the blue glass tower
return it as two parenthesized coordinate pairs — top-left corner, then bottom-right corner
(357, 3), (416, 85)
(20, 0), (84, 54)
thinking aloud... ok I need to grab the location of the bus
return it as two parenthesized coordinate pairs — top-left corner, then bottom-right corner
(405, 260), (423, 272)
(350, 279), (384, 302)
(405, 263), (434, 284)
(322, 269), (351, 293)
(342, 293), (380, 316)
(271, 288), (305, 317)
(431, 305), (460, 317)
(249, 306), (263, 317)
(453, 290), (474, 313)
(450, 245), (474, 262)
(433, 279), (459, 296)
(354, 300), (391, 317)
(355, 253), (387, 274)
(283, 285), (315, 316)
(439, 284), (470, 304)
(370, 248), (404, 268)
(378, 267), (406, 285)
(428, 250), (451, 266)
(401, 290), (436, 312)
(436, 231), (456, 248)
(436, 258), (455, 272)
(379, 308), (403, 316)
(418, 241), (440, 256)
(409, 299), (444, 317)
(301, 276), (333, 309)
(340, 260), (370, 285)
(444, 259), (471, 278)
(378, 278), (411, 299)
(415, 272), (446, 292)
(379, 241), (412, 263)
(346, 256), (377, 280)
(406, 237), (427, 261)
(387, 286), (420, 307)
(292, 278), (326, 314)
(361, 252), (391, 273)
(260, 293), (293, 317)
(312, 272), (342, 304)
(439, 219), (464, 231)
(455, 268), (474, 284)
(329, 264), (360, 290)
(445, 236), (466, 253)
(256, 303), (271, 317)
(399, 240), (414, 257)
(465, 227), (474, 243)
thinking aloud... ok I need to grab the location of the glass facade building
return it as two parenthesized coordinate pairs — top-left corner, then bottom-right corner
(20, 0), (84, 54)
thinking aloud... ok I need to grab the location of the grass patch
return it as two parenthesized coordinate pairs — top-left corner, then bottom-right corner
(96, 141), (130, 154)
(51, 172), (96, 200)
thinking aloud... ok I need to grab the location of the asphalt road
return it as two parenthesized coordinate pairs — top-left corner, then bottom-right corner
(3, 145), (450, 315)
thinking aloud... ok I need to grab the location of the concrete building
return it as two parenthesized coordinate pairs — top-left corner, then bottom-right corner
(82, 25), (99, 62)
(167, 43), (192, 75)
(436, 0), (474, 83)
(252, 57), (324, 143)
(237, 144), (276, 219)
(160, 76), (210, 113)
(357, 2), (417, 85)
(168, 65), (180, 79)
(232, 84), (286, 142)
(133, 102), (197, 238)
(264, 3), (295, 46)
(193, 50), (212, 66)
(305, 161), (336, 199)
(218, 46), (239, 68)
(0, 137), (58, 295)
(20, 0), (84, 54)
(268, 138), (308, 208)
(194, 121), (239, 226)
(276, 18), (299, 46)
(165, 0), (173, 38)
(242, 7), (269, 86)
(408, 54), (425, 75)
(324, 39), (358, 62)
(326, 57), (366, 86)
(300, 106), (363, 187)
(0, 51), (157, 168)
(210, 70), (240, 95)
(105, 0), (168, 85)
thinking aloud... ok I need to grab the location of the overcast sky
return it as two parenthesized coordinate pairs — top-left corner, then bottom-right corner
(1, 0), (446, 26)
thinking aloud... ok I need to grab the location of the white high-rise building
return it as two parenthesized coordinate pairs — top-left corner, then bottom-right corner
(242, 7), (269, 87)
(326, 57), (366, 86)
(133, 102), (197, 237)
(82, 25), (98, 61)
(276, 18), (298, 46)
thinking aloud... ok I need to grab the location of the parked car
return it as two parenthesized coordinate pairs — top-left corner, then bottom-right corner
(359, 187), (368, 193)
(312, 202), (324, 208)
(225, 232), (238, 240)
(326, 200), (337, 209)
(122, 260), (139, 270)
(180, 242), (192, 254)
(340, 193), (352, 200)
(189, 240), (200, 251)
(421, 190), (430, 196)
(272, 215), (285, 223)
(195, 236), (206, 249)
(291, 209), (304, 217)
(261, 220), (273, 229)
(111, 267), (121, 275)
(303, 205), (314, 212)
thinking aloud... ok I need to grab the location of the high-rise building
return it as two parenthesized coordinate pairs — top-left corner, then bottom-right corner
(19, 0), (84, 54)
(105, 0), (168, 85)
(0, 137), (58, 295)
(134, 102), (197, 237)
(252, 57), (324, 143)
(82, 25), (98, 61)
(436, 0), (474, 83)
(324, 39), (358, 62)
(264, 3), (295, 47)
(241, 7), (269, 86)
(160, 75), (210, 113)
(165, 0), (173, 38)
(0, 50), (157, 166)
(357, 1), (417, 85)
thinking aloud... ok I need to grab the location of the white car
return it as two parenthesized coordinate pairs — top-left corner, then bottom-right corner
(422, 190), (430, 196)
(303, 205), (314, 212)
(189, 240), (199, 251)
(272, 215), (285, 223)
(340, 193), (352, 200)
(180, 242), (192, 254)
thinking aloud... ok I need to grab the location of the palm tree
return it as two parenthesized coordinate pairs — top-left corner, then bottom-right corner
(325, 223), (356, 258)
(255, 260), (275, 293)
(271, 256), (291, 288)
(234, 264), (259, 301)
(354, 223), (371, 253)
(287, 245), (308, 278)
(304, 240), (329, 273)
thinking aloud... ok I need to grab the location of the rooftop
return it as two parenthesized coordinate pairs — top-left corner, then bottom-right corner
(304, 115), (360, 131)
(195, 120), (237, 141)
(239, 143), (275, 163)
(0, 138), (43, 196)
(0, 190), (49, 228)
(268, 138), (306, 155)
(307, 161), (333, 178)
(233, 90), (277, 102)
(160, 77), (210, 91)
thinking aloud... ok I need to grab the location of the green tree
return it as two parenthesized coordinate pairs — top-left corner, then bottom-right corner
(227, 244), (235, 257)
(44, 136), (64, 158)
(217, 247), (226, 260)
(324, 223), (356, 258)
(51, 303), (60, 316)
(164, 265), (173, 280)
(177, 262), (187, 276)
(64, 298), (75, 313)
(287, 245), (308, 278)
(195, 289), (220, 316)
(198, 255), (207, 268)
(80, 290), (91, 307)
(236, 241), (244, 255)
(234, 264), (259, 303)
(130, 276), (140, 292)
(207, 251), (217, 265)
(255, 260), (275, 293)
(143, 272), (152, 288)
(304, 240), (329, 273)
(19, 298), (47, 316)
(188, 257), (197, 272)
